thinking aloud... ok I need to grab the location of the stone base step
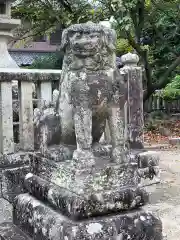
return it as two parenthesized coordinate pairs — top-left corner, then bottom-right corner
(32, 147), (160, 183)
(0, 222), (32, 240)
(13, 193), (163, 240)
(169, 137), (180, 146)
(24, 173), (149, 219)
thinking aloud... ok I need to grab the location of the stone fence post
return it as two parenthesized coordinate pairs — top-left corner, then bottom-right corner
(121, 52), (144, 149)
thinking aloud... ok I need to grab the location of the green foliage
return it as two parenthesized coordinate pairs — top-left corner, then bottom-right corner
(110, 0), (180, 99)
(90, 0), (180, 98)
(116, 38), (133, 56)
(143, 0), (180, 84)
(29, 52), (64, 69)
(12, 0), (106, 38)
(13, 0), (180, 100)
(158, 75), (180, 100)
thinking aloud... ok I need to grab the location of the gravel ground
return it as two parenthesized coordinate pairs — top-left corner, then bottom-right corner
(0, 149), (180, 239)
(144, 150), (180, 240)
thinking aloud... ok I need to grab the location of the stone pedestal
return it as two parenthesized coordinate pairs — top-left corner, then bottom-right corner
(0, 222), (30, 240)
(0, 146), (162, 240)
(24, 164), (148, 219)
(12, 193), (162, 240)
(0, 152), (31, 203)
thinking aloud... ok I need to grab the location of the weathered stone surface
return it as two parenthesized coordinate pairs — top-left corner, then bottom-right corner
(35, 144), (112, 163)
(22, 149), (154, 219)
(169, 137), (180, 146)
(13, 193), (162, 240)
(0, 21), (162, 240)
(24, 174), (148, 219)
(0, 152), (30, 168)
(0, 152), (31, 202)
(1, 166), (29, 203)
(0, 222), (31, 240)
(136, 151), (159, 168)
(121, 53), (144, 149)
(34, 22), (127, 165)
(136, 151), (160, 180)
(31, 146), (159, 183)
(33, 107), (61, 151)
(0, 81), (14, 154)
(29, 152), (61, 179)
(0, 69), (62, 82)
(50, 157), (139, 193)
(29, 145), (113, 181)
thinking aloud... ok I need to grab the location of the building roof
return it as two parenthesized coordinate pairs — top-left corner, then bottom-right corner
(9, 50), (55, 66)
(9, 50), (123, 67)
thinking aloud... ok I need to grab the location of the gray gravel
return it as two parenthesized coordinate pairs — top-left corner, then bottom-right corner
(144, 150), (180, 240)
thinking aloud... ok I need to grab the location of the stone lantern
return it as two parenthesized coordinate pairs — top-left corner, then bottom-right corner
(0, 0), (21, 68)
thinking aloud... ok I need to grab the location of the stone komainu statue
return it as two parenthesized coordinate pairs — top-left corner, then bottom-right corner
(35, 22), (126, 164)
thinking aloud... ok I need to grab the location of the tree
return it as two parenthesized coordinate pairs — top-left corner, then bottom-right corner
(11, 0), (104, 43)
(91, 0), (180, 101)
(158, 75), (180, 100)
(12, 0), (180, 101)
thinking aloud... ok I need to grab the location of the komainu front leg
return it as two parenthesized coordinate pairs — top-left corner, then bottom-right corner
(73, 105), (95, 167)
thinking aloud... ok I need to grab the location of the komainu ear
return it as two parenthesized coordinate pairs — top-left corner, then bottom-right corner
(102, 30), (116, 52)
(60, 29), (69, 52)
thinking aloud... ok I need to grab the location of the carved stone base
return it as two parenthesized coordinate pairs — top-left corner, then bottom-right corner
(24, 148), (152, 218)
(0, 152), (31, 203)
(31, 145), (160, 182)
(49, 158), (140, 194)
(0, 148), (162, 240)
(24, 174), (148, 219)
(0, 222), (31, 240)
(11, 193), (162, 240)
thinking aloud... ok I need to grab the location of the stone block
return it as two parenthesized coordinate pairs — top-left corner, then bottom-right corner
(1, 166), (29, 203)
(13, 193), (163, 240)
(44, 156), (140, 195)
(30, 144), (117, 180)
(136, 151), (160, 169)
(0, 222), (31, 240)
(24, 174), (149, 219)
(129, 150), (160, 181)
(0, 152), (30, 168)
(134, 151), (160, 187)
(0, 152), (32, 203)
(169, 137), (180, 146)
(29, 152), (63, 179)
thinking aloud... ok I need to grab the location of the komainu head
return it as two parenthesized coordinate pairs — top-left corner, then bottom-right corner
(60, 21), (117, 57)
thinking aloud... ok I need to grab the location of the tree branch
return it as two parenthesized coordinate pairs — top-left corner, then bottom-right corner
(148, 17), (179, 57)
(155, 55), (180, 89)
(125, 31), (153, 90)
(137, 0), (145, 40)
(9, 22), (55, 47)
(144, 55), (180, 100)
